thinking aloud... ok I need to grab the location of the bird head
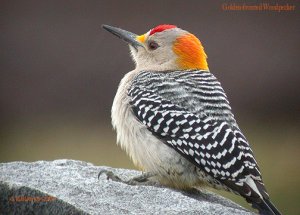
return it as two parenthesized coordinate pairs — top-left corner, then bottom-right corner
(102, 24), (208, 72)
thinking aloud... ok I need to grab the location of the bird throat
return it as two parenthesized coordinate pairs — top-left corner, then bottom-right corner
(173, 33), (208, 71)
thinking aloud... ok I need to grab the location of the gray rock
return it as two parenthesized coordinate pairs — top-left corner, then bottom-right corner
(0, 159), (254, 214)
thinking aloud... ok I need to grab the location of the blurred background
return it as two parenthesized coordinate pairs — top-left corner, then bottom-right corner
(1, 1), (299, 214)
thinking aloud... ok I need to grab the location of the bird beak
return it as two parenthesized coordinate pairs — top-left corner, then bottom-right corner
(102, 24), (144, 51)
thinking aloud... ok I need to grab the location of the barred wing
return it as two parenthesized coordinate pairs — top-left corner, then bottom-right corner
(128, 73), (268, 201)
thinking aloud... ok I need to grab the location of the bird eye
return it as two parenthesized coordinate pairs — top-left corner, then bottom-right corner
(148, 41), (159, 50)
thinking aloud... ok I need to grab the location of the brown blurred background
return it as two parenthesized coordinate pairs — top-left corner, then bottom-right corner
(0, 1), (299, 214)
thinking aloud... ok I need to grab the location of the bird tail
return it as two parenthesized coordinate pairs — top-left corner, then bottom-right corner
(249, 197), (282, 215)
(248, 178), (282, 215)
(222, 177), (282, 215)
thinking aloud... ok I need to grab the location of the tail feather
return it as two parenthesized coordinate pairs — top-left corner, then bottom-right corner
(245, 178), (282, 215)
(221, 178), (282, 215)
(249, 198), (282, 215)
(263, 198), (282, 215)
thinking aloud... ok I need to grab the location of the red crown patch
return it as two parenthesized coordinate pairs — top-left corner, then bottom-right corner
(149, 24), (177, 36)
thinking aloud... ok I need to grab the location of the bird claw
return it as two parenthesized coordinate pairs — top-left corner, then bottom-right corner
(98, 170), (122, 182)
(98, 169), (157, 186)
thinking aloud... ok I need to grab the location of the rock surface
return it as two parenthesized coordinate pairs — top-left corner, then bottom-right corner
(0, 159), (254, 214)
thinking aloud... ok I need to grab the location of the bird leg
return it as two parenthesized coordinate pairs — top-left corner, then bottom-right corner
(98, 170), (157, 186)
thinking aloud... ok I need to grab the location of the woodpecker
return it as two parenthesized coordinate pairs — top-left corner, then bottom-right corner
(102, 24), (281, 215)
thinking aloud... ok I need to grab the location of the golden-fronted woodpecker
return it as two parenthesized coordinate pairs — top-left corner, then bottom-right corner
(101, 24), (281, 215)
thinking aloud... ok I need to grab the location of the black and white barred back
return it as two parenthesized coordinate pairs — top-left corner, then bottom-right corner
(128, 70), (275, 211)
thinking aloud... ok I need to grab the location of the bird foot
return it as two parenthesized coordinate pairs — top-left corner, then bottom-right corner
(98, 170), (157, 186)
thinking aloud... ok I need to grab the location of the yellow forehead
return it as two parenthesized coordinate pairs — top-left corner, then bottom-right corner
(136, 34), (146, 43)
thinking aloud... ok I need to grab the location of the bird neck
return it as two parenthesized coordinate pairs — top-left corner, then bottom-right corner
(173, 33), (209, 71)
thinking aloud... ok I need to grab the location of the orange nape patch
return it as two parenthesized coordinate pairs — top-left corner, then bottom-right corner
(136, 34), (146, 43)
(173, 34), (208, 70)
